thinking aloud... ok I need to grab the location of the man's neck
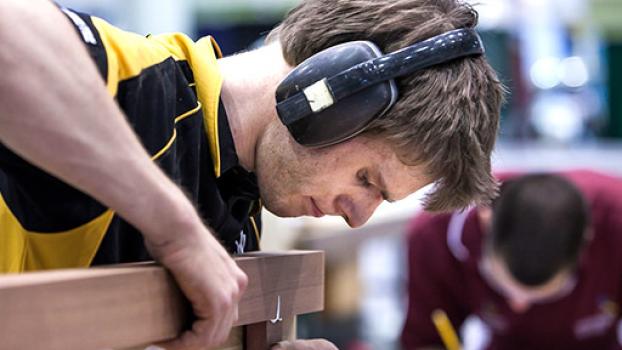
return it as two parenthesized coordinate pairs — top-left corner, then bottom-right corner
(217, 43), (292, 172)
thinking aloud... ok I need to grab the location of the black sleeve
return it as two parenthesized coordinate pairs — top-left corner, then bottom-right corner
(58, 6), (108, 81)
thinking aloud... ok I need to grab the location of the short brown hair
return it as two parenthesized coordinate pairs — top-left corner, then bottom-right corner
(491, 174), (589, 286)
(268, 0), (504, 211)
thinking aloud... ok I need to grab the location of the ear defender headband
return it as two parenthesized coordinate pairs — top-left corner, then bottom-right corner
(275, 28), (485, 147)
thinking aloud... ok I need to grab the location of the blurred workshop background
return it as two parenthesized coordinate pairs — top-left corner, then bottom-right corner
(57, 0), (622, 349)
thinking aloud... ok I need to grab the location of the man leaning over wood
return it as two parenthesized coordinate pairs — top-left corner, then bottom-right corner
(0, 0), (503, 348)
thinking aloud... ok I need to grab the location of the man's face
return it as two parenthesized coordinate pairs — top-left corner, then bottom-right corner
(254, 120), (431, 228)
(479, 252), (577, 313)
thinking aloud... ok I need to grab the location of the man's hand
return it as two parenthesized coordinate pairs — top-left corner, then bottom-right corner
(146, 222), (248, 350)
(272, 339), (339, 350)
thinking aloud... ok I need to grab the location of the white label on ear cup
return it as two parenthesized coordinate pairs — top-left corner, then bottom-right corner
(303, 79), (335, 113)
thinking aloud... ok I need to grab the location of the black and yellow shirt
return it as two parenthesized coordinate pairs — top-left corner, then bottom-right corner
(0, 8), (261, 272)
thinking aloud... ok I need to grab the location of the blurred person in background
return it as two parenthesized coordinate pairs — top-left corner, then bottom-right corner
(0, 0), (503, 349)
(402, 170), (622, 350)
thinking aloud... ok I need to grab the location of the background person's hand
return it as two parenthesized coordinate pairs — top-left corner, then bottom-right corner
(271, 339), (339, 350)
(146, 222), (248, 350)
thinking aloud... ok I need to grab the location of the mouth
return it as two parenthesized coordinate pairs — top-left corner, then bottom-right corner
(309, 197), (324, 218)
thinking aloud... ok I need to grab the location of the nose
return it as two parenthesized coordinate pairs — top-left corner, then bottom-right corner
(339, 191), (383, 228)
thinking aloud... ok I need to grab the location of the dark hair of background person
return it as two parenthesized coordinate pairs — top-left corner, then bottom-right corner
(490, 174), (590, 286)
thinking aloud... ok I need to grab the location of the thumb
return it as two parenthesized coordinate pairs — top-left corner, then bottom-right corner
(271, 339), (338, 350)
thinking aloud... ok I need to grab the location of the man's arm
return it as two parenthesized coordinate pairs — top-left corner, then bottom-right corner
(0, 1), (245, 348)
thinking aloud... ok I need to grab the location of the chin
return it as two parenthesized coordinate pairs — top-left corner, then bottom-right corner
(258, 184), (305, 218)
(261, 200), (297, 218)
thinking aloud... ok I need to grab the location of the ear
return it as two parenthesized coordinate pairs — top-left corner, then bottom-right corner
(276, 41), (395, 147)
(477, 206), (493, 234)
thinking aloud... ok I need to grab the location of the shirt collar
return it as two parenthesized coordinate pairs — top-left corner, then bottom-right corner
(217, 99), (240, 175)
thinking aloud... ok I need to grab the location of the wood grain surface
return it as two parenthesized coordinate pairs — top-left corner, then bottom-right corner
(0, 251), (324, 350)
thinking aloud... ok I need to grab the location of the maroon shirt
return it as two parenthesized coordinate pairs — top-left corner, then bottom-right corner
(401, 170), (622, 350)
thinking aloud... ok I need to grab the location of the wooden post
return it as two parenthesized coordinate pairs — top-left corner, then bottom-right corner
(245, 316), (296, 350)
(0, 251), (324, 350)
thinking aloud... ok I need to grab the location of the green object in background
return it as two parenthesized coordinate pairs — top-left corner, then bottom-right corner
(592, 0), (622, 42)
(480, 30), (513, 135)
(593, 0), (622, 138)
(605, 42), (622, 138)
(196, 0), (298, 25)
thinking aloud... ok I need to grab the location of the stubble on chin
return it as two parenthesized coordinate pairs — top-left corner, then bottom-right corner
(254, 122), (303, 218)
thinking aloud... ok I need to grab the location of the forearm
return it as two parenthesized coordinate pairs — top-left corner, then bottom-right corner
(0, 0), (198, 242)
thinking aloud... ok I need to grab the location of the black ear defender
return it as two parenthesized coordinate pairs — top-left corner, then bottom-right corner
(275, 28), (485, 147)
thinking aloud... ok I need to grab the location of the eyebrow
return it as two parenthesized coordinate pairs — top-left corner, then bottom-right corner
(378, 172), (396, 203)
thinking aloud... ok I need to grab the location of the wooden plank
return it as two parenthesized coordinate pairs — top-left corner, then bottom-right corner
(235, 252), (324, 326)
(0, 251), (324, 350)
